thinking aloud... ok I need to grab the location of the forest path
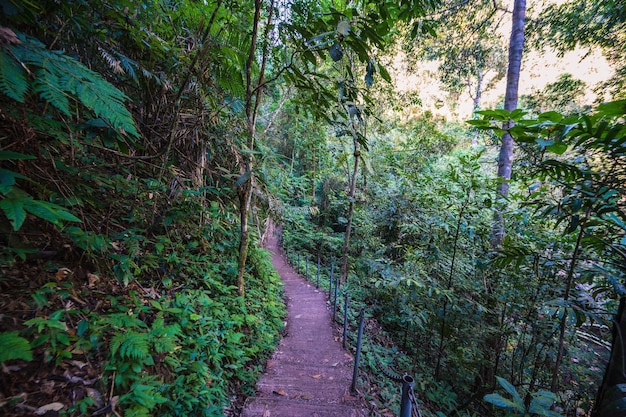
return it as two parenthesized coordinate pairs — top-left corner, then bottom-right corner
(241, 232), (367, 417)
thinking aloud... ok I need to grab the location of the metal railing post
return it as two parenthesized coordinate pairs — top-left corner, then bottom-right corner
(297, 253), (300, 274)
(400, 375), (415, 417)
(343, 292), (349, 350)
(329, 261), (334, 301)
(316, 255), (320, 288)
(305, 256), (309, 280)
(350, 309), (365, 393)
(333, 275), (339, 322)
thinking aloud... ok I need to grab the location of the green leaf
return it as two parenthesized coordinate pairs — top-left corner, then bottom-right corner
(378, 65), (391, 83)
(364, 63), (374, 87)
(529, 390), (558, 414)
(538, 111), (563, 123)
(0, 151), (36, 160)
(495, 376), (524, 406)
(535, 139), (554, 148)
(110, 331), (149, 360)
(0, 195), (26, 230)
(77, 319), (89, 337)
(329, 42), (343, 62)
(484, 393), (524, 412)
(0, 169), (27, 194)
(546, 142), (568, 155)
(466, 119), (491, 128)
(0, 49), (28, 102)
(597, 99), (626, 117)
(33, 67), (71, 115)
(23, 199), (80, 225)
(0, 331), (33, 362)
(510, 108), (527, 121)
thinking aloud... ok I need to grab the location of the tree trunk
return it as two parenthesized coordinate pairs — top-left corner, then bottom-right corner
(551, 221), (585, 392)
(237, 0), (274, 297)
(471, 69), (484, 145)
(311, 147), (316, 205)
(592, 296), (626, 417)
(479, 0), (527, 390)
(491, 0), (526, 249)
(340, 137), (360, 285)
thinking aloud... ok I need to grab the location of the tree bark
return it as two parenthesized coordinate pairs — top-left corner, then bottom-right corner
(491, 0), (526, 249)
(593, 296), (626, 417)
(237, 0), (274, 297)
(479, 0), (527, 390)
(551, 221), (585, 392)
(340, 136), (360, 285)
(311, 147), (317, 205)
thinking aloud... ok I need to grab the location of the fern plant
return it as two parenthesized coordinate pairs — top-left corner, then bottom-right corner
(0, 29), (139, 138)
(0, 331), (32, 362)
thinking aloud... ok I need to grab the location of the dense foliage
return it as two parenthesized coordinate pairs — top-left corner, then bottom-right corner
(0, 0), (625, 416)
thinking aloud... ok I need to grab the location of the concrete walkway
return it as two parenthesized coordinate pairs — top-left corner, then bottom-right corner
(241, 235), (367, 417)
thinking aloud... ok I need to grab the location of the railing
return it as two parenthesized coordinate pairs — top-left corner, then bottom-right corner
(282, 244), (424, 417)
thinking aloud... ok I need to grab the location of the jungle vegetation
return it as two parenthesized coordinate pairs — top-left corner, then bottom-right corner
(0, 0), (625, 416)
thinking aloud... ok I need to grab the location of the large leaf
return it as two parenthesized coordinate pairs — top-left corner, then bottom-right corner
(23, 199), (81, 225)
(495, 376), (524, 408)
(10, 32), (139, 138)
(329, 42), (343, 62)
(597, 99), (626, 117)
(0, 48), (28, 102)
(0, 195), (26, 230)
(529, 391), (560, 416)
(0, 331), (32, 362)
(484, 393), (525, 413)
(0, 151), (36, 160)
(0, 168), (27, 194)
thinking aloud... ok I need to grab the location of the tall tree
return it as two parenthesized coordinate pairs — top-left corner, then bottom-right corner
(528, 0), (626, 99)
(479, 0), (527, 391)
(491, 0), (526, 248)
(408, 0), (507, 117)
(237, 0), (275, 297)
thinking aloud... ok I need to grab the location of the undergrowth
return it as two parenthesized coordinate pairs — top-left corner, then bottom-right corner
(0, 31), (285, 414)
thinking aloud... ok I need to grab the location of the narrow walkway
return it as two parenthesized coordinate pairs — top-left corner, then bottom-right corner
(241, 234), (367, 417)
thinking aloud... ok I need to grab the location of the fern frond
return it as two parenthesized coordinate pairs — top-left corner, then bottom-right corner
(150, 320), (181, 353)
(104, 313), (147, 330)
(99, 47), (124, 75)
(0, 49), (28, 102)
(118, 54), (137, 81)
(32, 67), (71, 115)
(75, 76), (139, 137)
(9, 32), (140, 138)
(111, 331), (149, 360)
(0, 331), (33, 362)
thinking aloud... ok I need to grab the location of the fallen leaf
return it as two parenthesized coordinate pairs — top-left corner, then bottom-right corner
(87, 273), (100, 288)
(70, 360), (87, 369)
(311, 374), (322, 379)
(56, 268), (72, 281)
(35, 402), (64, 415)
(41, 380), (55, 395)
(272, 389), (287, 396)
(86, 388), (104, 408)
(2, 363), (23, 373)
(343, 394), (357, 402)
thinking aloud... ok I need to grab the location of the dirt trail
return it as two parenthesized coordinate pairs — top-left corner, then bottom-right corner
(241, 233), (367, 417)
